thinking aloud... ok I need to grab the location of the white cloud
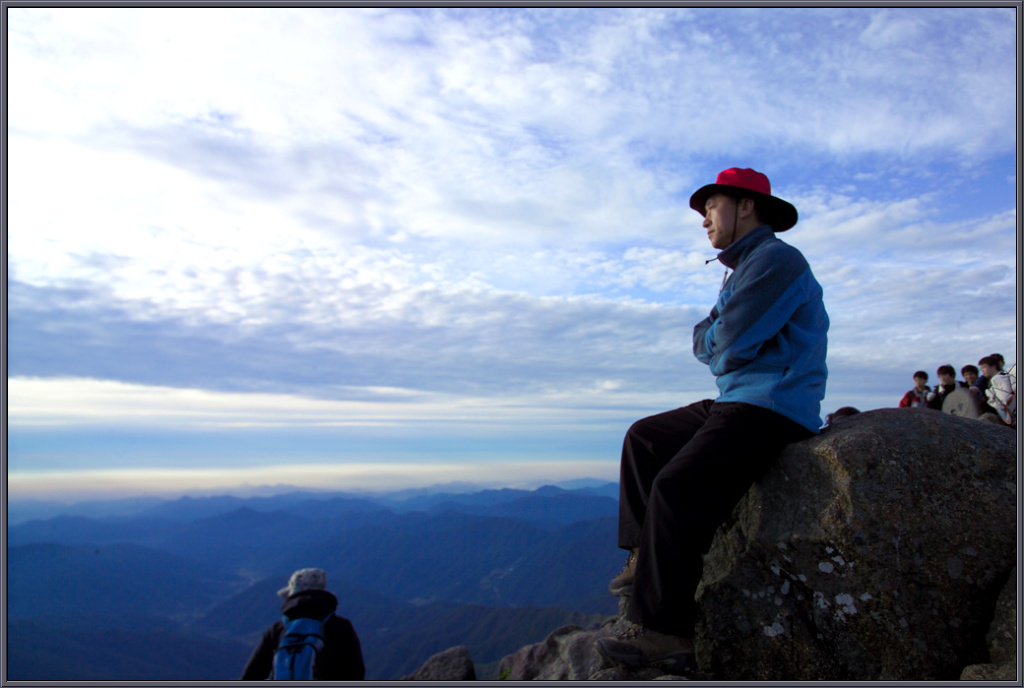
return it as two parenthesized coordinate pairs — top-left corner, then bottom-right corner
(5, 7), (1017, 500)
(10, 7), (1014, 252)
(5, 367), (701, 429)
(5, 458), (621, 500)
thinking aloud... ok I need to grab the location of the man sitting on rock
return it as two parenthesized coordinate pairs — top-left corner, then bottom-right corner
(597, 168), (829, 669)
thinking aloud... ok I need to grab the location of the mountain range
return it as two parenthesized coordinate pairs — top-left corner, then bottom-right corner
(7, 481), (622, 680)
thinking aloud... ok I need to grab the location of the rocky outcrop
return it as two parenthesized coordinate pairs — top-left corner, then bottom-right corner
(959, 566), (1017, 680)
(496, 622), (615, 680)
(496, 618), (692, 681)
(400, 645), (475, 681)
(695, 408), (1016, 681)
(408, 409), (1016, 681)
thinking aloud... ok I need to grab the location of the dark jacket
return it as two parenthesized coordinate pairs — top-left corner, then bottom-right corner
(240, 589), (365, 680)
(927, 381), (959, 410)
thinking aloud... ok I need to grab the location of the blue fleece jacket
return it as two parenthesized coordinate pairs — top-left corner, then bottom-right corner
(693, 225), (829, 432)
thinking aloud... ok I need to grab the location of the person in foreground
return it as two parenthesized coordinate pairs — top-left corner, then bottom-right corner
(241, 567), (365, 680)
(596, 168), (829, 669)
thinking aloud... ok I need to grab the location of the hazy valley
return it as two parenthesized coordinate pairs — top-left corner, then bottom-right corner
(7, 481), (622, 680)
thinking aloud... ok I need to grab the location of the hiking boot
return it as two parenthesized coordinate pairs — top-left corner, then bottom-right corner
(608, 548), (637, 596)
(594, 625), (695, 671)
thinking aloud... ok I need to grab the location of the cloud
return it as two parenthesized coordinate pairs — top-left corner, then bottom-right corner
(5, 458), (621, 500)
(9, 9), (1014, 241)
(8, 274), (710, 401)
(5, 7), (1017, 500)
(8, 376), (617, 432)
(7, 177), (1014, 423)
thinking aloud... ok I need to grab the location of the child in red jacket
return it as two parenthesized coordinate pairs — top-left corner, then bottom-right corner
(899, 371), (930, 408)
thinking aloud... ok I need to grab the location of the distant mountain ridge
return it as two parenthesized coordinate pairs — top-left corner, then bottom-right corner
(8, 480), (619, 525)
(7, 480), (622, 680)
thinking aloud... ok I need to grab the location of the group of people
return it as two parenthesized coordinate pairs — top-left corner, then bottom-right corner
(899, 353), (1016, 426)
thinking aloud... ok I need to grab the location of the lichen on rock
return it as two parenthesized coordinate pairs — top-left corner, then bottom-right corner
(696, 408), (1016, 681)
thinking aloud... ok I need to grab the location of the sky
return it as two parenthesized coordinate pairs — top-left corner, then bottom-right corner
(4, 6), (1019, 503)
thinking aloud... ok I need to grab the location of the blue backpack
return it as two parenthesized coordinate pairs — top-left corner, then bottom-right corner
(273, 613), (332, 680)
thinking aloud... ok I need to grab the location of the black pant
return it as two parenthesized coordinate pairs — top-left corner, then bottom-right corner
(618, 399), (812, 635)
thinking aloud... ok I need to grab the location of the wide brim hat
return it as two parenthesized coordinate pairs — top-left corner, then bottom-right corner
(278, 567), (327, 599)
(689, 167), (798, 232)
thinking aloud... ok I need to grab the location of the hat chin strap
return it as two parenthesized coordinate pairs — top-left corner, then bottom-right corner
(703, 197), (747, 268)
(703, 200), (734, 264)
(704, 202), (740, 296)
(729, 200), (738, 247)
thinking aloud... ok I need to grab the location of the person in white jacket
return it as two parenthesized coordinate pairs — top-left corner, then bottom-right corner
(980, 355), (1015, 426)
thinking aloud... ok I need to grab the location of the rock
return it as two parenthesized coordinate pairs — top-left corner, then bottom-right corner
(695, 408), (1016, 680)
(943, 387), (1004, 425)
(960, 663), (1017, 681)
(983, 561), (1015, 667)
(495, 616), (700, 681)
(496, 622), (615, 680)
(400, 645), (476, 681)
(942, 387), (986, 418)
(985, 565), (1018, 666)
(959, 565), (1017, 680)
(459, 409), (1016, 682)
(589, 666), (677, 681)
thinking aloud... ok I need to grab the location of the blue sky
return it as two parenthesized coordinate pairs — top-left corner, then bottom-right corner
(5, 6), (1018, 502)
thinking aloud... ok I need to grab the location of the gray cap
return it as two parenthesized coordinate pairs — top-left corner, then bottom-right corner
(277, 567), (327, 599)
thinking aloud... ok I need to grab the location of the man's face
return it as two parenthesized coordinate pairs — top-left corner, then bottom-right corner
(980, 363), (998, 379)
(938, 372), (955, 386)
(914, 376), (928, 391)
(964, 370), (978, 385)
(703, 193), (738, 250)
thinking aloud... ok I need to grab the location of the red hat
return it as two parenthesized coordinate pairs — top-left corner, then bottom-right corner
(689, 168), (798, 232)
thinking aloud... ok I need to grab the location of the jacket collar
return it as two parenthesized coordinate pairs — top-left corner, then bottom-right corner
(717, 224), (773, 269)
